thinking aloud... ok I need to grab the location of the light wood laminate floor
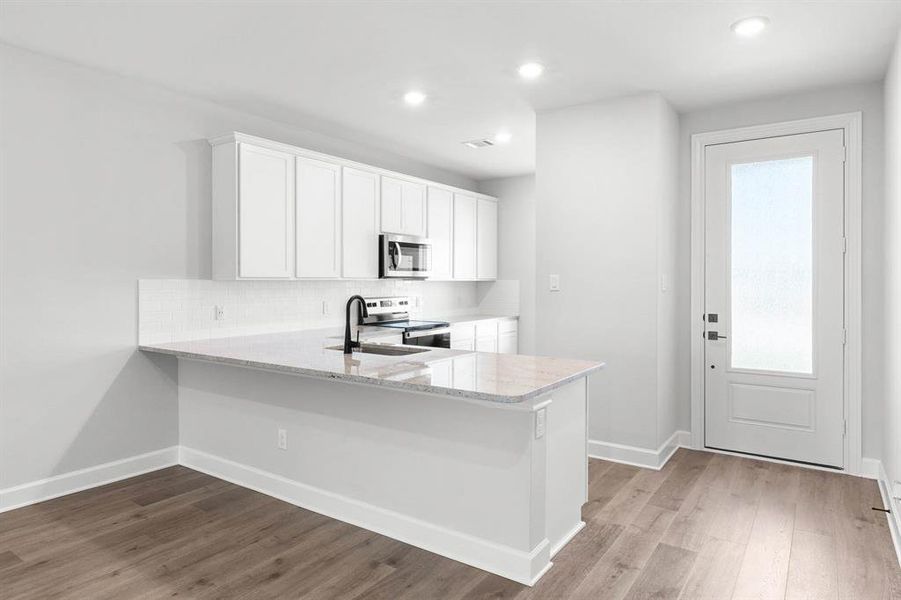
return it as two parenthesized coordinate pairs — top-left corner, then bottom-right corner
(1, 449), (898, 599)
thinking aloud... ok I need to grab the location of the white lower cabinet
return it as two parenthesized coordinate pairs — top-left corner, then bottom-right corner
(450, 323), (476, 351)
(452, 354), (477, 389)
(498, 319), (519, 354)
(427, 359), (453, 387)
(475, 320), (498, 352)
(499, 332), (518, 354)
(450, 319), (518, 354)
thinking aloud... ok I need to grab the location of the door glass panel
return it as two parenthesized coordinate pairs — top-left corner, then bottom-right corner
(730, 156), (814, 373)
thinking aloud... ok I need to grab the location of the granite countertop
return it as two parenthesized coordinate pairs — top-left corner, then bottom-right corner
(436, 314), (518, 325)
(139, 327), (602, 404)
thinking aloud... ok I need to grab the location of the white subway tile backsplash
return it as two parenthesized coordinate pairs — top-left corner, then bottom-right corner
(138, 278), (493, 345)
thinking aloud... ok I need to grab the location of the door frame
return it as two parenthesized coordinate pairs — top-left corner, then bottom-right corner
(690, 112), (863, 474)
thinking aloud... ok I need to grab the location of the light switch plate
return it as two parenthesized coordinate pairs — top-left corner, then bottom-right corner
(549, 274), (560, 292)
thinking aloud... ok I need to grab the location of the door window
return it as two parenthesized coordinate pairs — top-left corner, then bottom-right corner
(730, 156), (814, 374)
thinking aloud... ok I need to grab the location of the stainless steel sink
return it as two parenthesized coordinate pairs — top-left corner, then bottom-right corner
(325, 344), (430, 356)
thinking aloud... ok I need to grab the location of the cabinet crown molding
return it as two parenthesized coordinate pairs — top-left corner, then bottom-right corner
(209, 132), (496, 202)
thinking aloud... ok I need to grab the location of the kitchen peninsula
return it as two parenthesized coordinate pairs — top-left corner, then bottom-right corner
(141, 329), (603, 585)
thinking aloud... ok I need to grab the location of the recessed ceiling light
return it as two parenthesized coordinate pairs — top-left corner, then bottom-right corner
(494, 131), (512, 144)
(517, 62), (544, 80)
(731, 16), (770, 37)
(403, 90), (427, 106)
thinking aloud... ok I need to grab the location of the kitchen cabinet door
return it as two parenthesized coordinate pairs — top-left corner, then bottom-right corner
(342, 167), (380, 278)
(499, 332), (518, 354)
(476, 336), (498, 352)
(237, 143), (294, 278)
(381, 176), (404, 234)
(452, 354), (477, 389)
(450, 323), (475, 350)
(477, 198), (498, 280)
(453, 194), (477, 280)
(475, 320), (498, 353)
(295, 156), (341, 278)
(402, 181), (427, 236)
(427, 187), (454, 279)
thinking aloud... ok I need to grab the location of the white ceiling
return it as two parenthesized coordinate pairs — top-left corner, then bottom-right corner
(2, 1), (899, 180)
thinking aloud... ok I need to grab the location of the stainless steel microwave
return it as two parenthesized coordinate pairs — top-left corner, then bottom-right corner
(379, 234), (432, 279)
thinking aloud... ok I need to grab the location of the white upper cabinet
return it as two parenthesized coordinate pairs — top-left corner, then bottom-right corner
(380, 176), (403, 234)
(342, 167), (380, 278)
(381, 175), (426, 236)
(453, 194), (477, 280)
(210, 133), (496, 281)
(477, 198), (498, 280)
(214, 142), (294, 280)
(402, 181), (427, 236)
(427, 187), (454, 279)
(295, 157), (341, 278)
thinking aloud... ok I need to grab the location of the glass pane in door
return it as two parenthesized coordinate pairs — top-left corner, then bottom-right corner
(730, 156), (814, 373)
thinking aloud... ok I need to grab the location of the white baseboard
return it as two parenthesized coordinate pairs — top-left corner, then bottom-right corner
(588, 430), (691, 470)
(867, 457), (901, 567)
(860, 457), (883, 480)
(179, 446), (549, 585)
(0, 446), (179, 513)
(549, 520), (585, 558)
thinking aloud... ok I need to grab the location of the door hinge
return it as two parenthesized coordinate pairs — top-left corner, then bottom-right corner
(843, 420), (848, 437)
(842, 146), (847, 164)
(842, 328), (847, 345)
(842, 236), (847, 254)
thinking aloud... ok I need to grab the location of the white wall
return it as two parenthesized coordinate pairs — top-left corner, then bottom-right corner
(0, 44), (475, 490)
(883, 31), (901, 506)
(679, 82), (885, 459)
(478, 175), (536, 354)
(536, 93), (680, 451)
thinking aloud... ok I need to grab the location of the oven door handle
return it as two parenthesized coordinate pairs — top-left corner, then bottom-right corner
(404, 327), (451, 339)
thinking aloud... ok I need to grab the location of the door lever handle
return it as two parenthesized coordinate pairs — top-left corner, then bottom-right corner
(707, 331), (728, 340)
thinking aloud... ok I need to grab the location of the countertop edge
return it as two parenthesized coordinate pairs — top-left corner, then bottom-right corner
(139, 344), (604, 405)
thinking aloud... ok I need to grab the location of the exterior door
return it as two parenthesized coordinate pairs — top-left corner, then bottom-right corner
(704, 129), (845, 468)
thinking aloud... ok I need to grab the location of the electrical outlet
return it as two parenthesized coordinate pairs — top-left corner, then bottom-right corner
(214, 305), (225, 320)
(277, 428), (287, 450)
(321, 300), (329, 316)
(535, 409), (546, 439)
(549, 274), (560, 292)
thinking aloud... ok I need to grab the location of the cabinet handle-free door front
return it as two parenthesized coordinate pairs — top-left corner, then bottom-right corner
(238, 144), (294, 278)
(296, 157), (341, 278)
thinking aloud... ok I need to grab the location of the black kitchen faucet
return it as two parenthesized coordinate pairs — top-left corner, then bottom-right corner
(343, 295), (369, 354)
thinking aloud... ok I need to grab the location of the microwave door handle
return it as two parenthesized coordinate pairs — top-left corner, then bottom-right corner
(391, 242), (403, 270)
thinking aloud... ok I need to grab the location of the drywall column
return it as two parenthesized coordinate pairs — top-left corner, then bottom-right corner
(883, 30), (901, 518)
(479, 175), (537, 354)
(535, 93), (680, 457)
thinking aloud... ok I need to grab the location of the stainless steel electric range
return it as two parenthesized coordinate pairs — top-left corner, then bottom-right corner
(361, 296), (450, 348)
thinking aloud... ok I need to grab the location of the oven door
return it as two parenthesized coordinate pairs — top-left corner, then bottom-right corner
(403, 327), (451, 348)
(380, 234), (432, 279)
